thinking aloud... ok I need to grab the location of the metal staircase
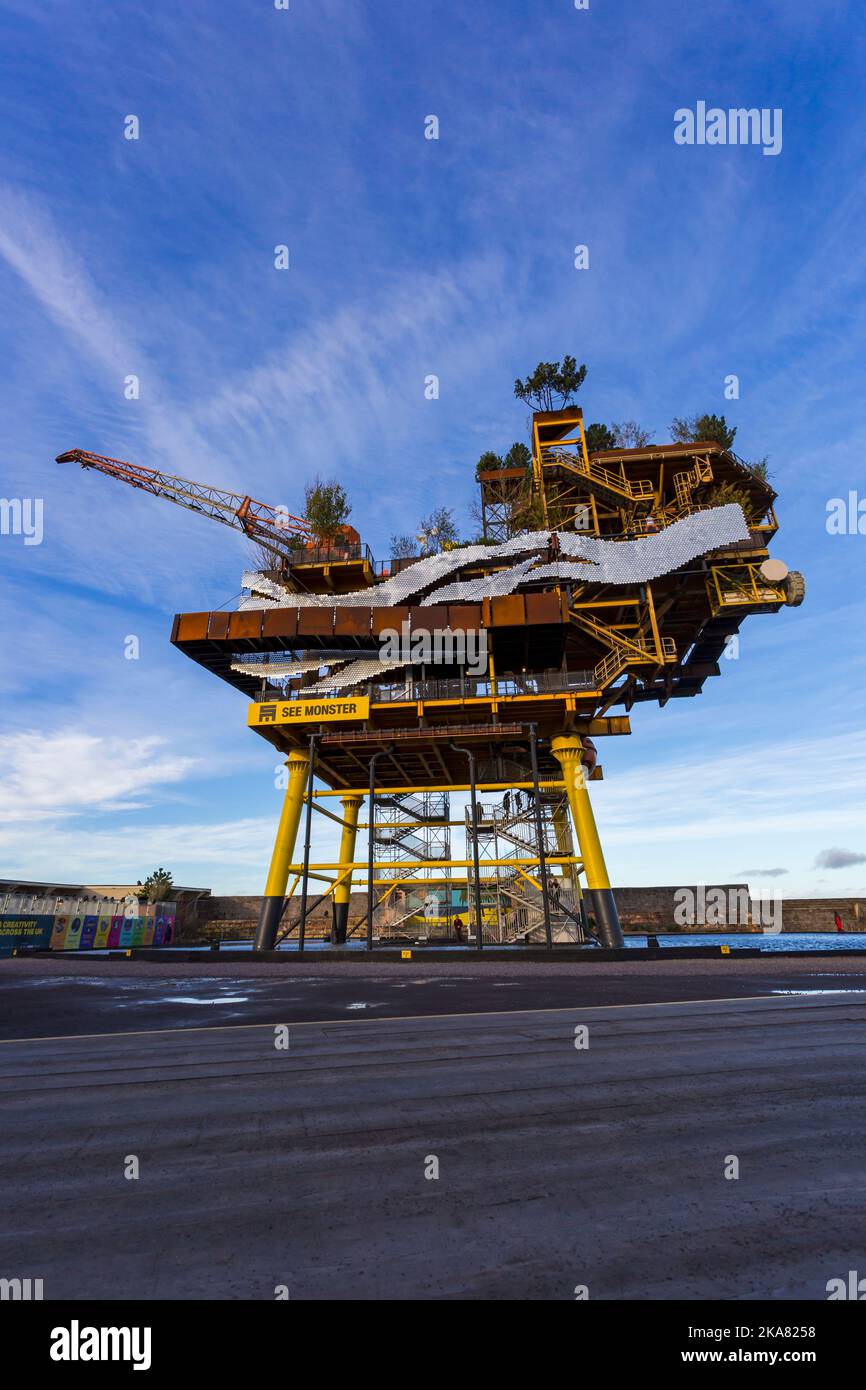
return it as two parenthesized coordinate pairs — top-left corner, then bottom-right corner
(466, 795), (587, 943)
(568, 607), (679, 688)
(673, 456), (713, 512)
(542, 446), (655, 508)
(495, 872), (586, 944)
(374, 792), (451, 878)
(538, 445), (712, 531)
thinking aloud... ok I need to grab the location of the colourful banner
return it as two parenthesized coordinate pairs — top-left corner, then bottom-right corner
(0, 914), (54, 954)
(50, 915), (70, 950)
(65, 915), (84, 949)
(10, 900), (182, 951)
(79, 915), (98, 949)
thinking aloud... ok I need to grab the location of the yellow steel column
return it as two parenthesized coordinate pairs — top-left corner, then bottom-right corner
(254, 748), (311, 951)
(552, 799), (573, 880)
(553, 792), (591, 939)
(332, 794), (362, 944)
(551, 735), (623, 948)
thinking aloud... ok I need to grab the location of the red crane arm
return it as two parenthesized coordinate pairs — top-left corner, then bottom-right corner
(56, 448), (313, 561)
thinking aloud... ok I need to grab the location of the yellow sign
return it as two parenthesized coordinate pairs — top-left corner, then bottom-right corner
(248, 696), (370, 727)
(401, 950), (412, 960)
(720, 944), (731, 955)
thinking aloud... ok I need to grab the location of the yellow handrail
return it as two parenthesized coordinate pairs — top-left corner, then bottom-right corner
(541, 445), (654, 501)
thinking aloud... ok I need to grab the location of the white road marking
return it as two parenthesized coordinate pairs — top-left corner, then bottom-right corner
(0, 990), (863, 1045)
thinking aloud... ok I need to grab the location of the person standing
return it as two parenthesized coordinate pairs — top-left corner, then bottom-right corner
(834, 911), (844, 933)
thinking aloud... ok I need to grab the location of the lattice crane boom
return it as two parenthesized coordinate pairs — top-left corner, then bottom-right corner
(55, 448), (313, 562)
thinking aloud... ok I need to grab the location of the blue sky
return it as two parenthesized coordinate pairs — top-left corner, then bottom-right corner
(1, 0), (865, 900)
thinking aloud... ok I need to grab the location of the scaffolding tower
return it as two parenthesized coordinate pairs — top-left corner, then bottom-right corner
(477, 465), (531, 543)
(372, 791), (455, 932)
(466, 790), (588, 944)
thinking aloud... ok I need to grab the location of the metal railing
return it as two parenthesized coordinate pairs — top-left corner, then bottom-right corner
(279, 547), (429, 579)
(286, 542), (374, 567)
(374, 828), (439, 860)
(592, 635), (676, 688)
(707, 564), (786, 611)
(363, 668), (597, 703)
(473, 803), (562, 857)
(258, 666), (598, 705)
(542, 445), (655, 501)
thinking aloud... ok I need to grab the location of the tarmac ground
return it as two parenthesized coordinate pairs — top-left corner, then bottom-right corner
(2, 955), (865, 1299)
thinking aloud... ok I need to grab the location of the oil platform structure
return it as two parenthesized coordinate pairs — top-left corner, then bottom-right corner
(58, 406), (803, 951)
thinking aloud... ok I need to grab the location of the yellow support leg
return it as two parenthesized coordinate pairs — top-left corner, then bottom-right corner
(254, 748), (311, 951)
(552, 800), (574, 890)
(551, 796), (588, 937)
(551, 735), (623, 948)
(332, 795), (362, 944)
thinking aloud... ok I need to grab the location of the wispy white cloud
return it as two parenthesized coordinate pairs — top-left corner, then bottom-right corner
(0, 730), (197, 825)
(593, 727), (866, 897)
(0, 188), (135, 377)
(0, 797), (340, 895)
(601, 729), (866, 840)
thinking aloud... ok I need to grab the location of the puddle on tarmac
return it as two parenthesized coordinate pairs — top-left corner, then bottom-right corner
(146, 995), (250, 1005)
(771, 988), (866, 996)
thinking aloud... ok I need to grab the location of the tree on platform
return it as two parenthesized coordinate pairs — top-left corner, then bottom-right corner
(474, 441), (531, 479)
(514, 356), (587, 412)
(584, 422), (616, 452)
(303, 477), (352, 540)
(612, 420), (651, 449)
(138, 868), (174, 904)
(418, 506), (459, 552)
(390, 533), (418, 558)
(670, 413), (737, 451)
